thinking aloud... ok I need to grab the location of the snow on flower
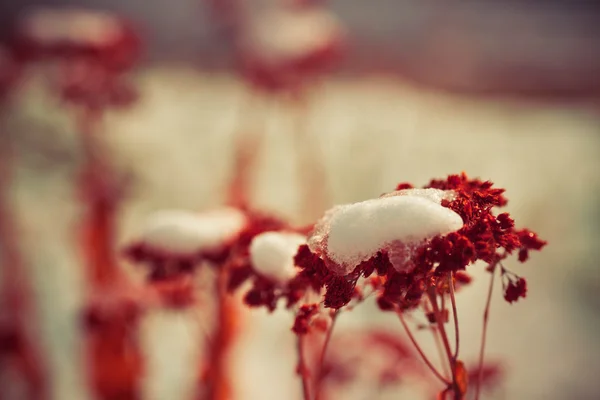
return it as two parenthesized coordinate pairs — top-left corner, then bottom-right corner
(19, 8), (124, 48)
(134, 207), (247, 258)
(240, 7), (343, 68)
(249, 231), (306, 284)
(309, 189), (463, 275)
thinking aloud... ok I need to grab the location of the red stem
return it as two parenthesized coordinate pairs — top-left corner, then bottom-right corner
(396, 309), (450, 386)
(76, 105), (144, 400)
(449, 273), (460, 359)
(204, 267), (238, 400)
(77, 107), (119, 287)
(0, 135), (48, 400)
(431, 326), (450, 380)
(314, 310), (338, 400)
(475, 262), (498, 400)
(427, 287), (462, 400)
(296, 334), (312, 400)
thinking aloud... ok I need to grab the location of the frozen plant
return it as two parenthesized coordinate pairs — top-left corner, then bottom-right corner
(124, 206), (296, 399)
(223, 173), (545, 400)
(0, 44), (49, 400)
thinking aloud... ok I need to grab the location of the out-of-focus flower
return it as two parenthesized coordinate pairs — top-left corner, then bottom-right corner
(13, 7), (140, 72)
(236, 3), (345, 93)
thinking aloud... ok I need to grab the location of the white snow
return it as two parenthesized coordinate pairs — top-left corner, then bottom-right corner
(309, 189), (463, 275)
(20, 8), (123, 47)
(249, 231), (306, 284)
(138, 208), (247, 256)
(240, 7), (343, 66)
(381, 188), (456, 204)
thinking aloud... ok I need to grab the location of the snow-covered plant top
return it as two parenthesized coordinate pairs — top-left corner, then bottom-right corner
(135, 207), (248, 258)
(240, 6), (343, 67)
(19, 8), (126, 48)
(308, 189), (463, 275)
(250, 231), (306, 284)
(13, 7), (141, 73)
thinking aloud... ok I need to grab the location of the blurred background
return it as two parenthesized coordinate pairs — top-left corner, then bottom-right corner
(1, 1), (600, 399)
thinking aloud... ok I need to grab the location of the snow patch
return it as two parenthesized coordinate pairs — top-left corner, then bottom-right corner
(309, 189), (463, 275)
(139, 208), (247, 256)
(20, 8), (123, 47)
(250, 231), (306, 284)
(241, 7), (342, 66)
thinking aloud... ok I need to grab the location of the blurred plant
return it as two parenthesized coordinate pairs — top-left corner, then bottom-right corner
(206, 0), (346, 221)
(8, 8), (144, 399)
(0, 44), (49, 400)
(125, 172), (545, 399)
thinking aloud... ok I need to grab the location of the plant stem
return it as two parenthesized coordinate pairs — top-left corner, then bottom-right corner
(396, 309), (450, 386)
(0, 132), (48, 400)
(475, 263), (498, 400)
(449, 273), (460, 359)
(428, 289), (455, 374)
(431, 326), (450, 380)
(314, 310), (339, 400)
(427, 285), (463, 399)
(296, 334), (312, 400)
(77, 107), (119, 287)
(205, 267), (237, 400)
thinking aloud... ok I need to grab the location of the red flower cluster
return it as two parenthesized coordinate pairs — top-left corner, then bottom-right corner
(12, 9), (140, 72)
(226, 215), (313, 311)
(9, 8), (141, 110)
(502, 274), (528, 304)
(294, 173), (546, 311)
(235, 4), (345, 95)
(124, 208), (292, 309)
(292, 303), (319, 334)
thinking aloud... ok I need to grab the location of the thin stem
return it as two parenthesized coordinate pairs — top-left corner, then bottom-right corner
(475, 263), (498, 400)
(296, 334), (312, 400)
(431, 326), (450, 380)
(427, 290), (455, 376)
(396, 309), (450, 386)
(449, 273), (460, 359)
(315, 310), (339, 400)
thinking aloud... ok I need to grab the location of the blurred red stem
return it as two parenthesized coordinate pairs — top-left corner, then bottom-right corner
(204, 267), (237, 400)
(77, 107), (118, 287)
(0, 137), (48, 400)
